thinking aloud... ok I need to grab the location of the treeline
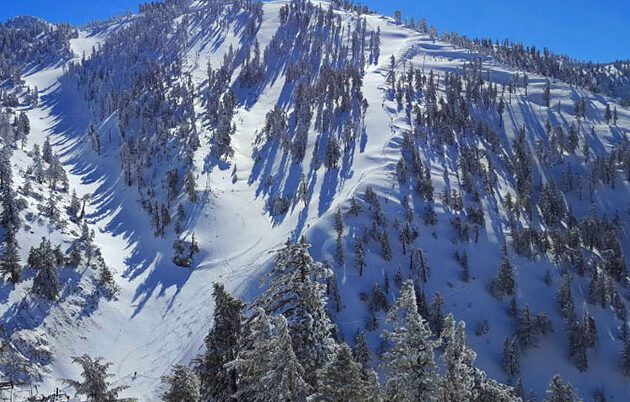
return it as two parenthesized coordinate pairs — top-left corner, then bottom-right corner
(387, 5), (630, 105)
(60, 241), (589, 401)
(0, 16), (77, 84)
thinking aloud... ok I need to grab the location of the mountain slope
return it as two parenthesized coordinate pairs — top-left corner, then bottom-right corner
(1, 0), (629, 400)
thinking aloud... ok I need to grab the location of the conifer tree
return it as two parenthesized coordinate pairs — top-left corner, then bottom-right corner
(184, 170), (198, 203)
(161, 365), (201, 402)
(196, 283), (243, 401)
(502, 336), (520, 380)
(604, 104), (612, 125)
(440, 315), (519, 401)
(493, 250), (516, 297)
(257, 242), (337, 385)
(29, 238), (61, 300)
(0, 234), (21, 284)
(543, 374), (581, 402)
(621, 338), (630, 377)
(355, 237), (366, 276)
(228, 309), (309, 402)
(543, 80), (551, 107)
(352, 330), (371, 368)
(64, 355), (128, 401)
(383, 280), (440, 401)
(316, 344), (380, 401)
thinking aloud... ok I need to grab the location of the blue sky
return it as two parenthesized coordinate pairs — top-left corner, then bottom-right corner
(1, 0), (628, 63)
(364, 0), (630, 63)
(0, 0), (143, 26)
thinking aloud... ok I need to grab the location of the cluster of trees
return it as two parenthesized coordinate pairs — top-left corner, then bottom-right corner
(254, 0), (370, 169)
(0, 127), (22, 283)
(324, 9), (630, 389)
(0, 16), (77, 84)
(155, 242), (526, 401)
(438, 32), (630, 105)
(172, 232), (200, 267)
(0, 106), (116, 296)
(67, 0), (201, 239)
(206, 1), (264, 159)
(53, 239), (594, 401)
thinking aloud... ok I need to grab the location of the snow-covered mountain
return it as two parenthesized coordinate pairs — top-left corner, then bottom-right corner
(1, 0), (629, 400)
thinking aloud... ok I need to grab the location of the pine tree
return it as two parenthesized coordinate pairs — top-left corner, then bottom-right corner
(621, 338), (630, 377)
(543, 374), (581, 402)
(325, 136), (341, 169)
(68, 189), (81, 220)
(430, 292), (444, 335)
(258, 242), (338, 384)
(42, 136), (53, 163)
(1, 187), (20, 234)
(439, 316), (477, 401)
(383, 280), (440, 402)
(501, 336), (520, 380)
(196, 283), (243, 401)
(557, 273), (575, 320)
(315, 344), (380, 401)
(64, 355), (128, 401)
(352, 330), (371, 368)
(380, 230), (392, 262)
(604, 104), (612, 124)
(493, 251), (516, 297)
(0, 234), (21, 284)
(161, 365), (201, 402)
(440, 315), (518, 401)
(29, 238), (61, 300)
(228, 309), (309, 402)
(184, 170), (198, 202)
(543, 80), (551, 107)
(355, 237), (366, 276)
(335, 208), (344, 265)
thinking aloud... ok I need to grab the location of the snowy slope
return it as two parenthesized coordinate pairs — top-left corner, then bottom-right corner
(2, 1), (629, 400)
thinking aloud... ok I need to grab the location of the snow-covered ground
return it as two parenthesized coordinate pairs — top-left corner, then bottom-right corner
(3, 1), (629, 400)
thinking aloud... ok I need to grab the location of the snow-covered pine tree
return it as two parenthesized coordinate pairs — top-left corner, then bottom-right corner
(621, 337), (630, 377)
(29, 238), (61, 300)
(184, 169), (198, 203)
(42, 136), (53, 163)
(604, 104), (612, 125)
(439, 315), (477, 401)
(543, 374), (581, 402)
(0, 233), (21, 284)
(335, 207), (344, 265)
(196, 283), (243, 401)
(257, 241), (338, 385)
(492, 249), (516, 297)
(440, 314), (520, 402)
(352, 330), (371, 368)
(228, 309), (309, 402)
(315, 343), (380, 401)
(501, 336), (520, 380)
(543, 79), (551, 107)
(355, 237), (366, 276)
(64, 355), (128, 401)
(325, 135), (341, 169)
(382, 280), (440, 401)
(161, 365), (201, 402)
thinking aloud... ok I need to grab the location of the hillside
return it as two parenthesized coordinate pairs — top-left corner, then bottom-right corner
(0, 0), (629, 400)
